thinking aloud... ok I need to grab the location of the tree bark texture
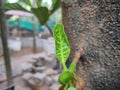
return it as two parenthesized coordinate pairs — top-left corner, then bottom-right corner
(62, 0), (120, 90)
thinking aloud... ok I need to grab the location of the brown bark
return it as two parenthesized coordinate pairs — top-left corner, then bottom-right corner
(62, 0), (120, 90)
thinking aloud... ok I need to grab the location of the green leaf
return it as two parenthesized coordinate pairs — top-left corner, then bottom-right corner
(5, 3), (28, 12)
(19, 0), (31, 6)
(36, 0), (42, 7)
(52, 0), (61, 13)
(67, 87), (77, 90)
(31, 7), (49, 25)
(53, 23), (70, 63)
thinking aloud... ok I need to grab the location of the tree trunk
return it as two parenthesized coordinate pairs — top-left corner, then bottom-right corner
(0, 0), (13, 85)
(62, 0), (120, 90)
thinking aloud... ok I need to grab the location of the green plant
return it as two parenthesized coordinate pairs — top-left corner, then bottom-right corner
(5, 0), (61, 35)
(53, 23), (84, 90)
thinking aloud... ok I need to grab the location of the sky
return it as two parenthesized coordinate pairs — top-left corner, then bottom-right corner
(43, 0), (52, 6)
(8, 0), (18, 3)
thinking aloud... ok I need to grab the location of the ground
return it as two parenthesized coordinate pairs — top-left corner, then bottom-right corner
(0, 47), (60, 90)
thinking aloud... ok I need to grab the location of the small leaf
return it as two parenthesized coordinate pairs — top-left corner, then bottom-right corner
(59, 71), (73, 85)
(69, 63), (76, 71)
(53, 23), (70, 63)
(67, 87), (77, 90)
(5, 3), (28, 12)
(31, 7), (49, 25)
(51, 0), (61, 13)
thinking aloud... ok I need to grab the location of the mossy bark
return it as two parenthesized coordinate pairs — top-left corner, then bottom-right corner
(62, 0), (120, 90)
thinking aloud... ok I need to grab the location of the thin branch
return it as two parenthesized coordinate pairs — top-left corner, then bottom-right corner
(45, 24), (53, 36)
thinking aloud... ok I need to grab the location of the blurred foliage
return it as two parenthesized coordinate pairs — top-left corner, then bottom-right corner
(31, 7), (49, 25)
(5, 0), (61, 25)
(5, 3), (29, 12)
(51, 0), (61, 14)
(36, 0), (42, 7)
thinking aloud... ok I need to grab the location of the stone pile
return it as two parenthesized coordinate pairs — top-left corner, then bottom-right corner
(21, 53), (60, 90)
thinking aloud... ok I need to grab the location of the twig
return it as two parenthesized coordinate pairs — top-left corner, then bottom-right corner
(45, 24), (53, 36)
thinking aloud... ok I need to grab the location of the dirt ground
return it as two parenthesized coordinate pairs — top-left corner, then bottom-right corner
(0, 47), (60, 90)
(0, 47), (41, 90)
(0, 77), (32, 90)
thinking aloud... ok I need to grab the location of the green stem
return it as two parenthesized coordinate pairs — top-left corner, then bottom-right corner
(64, 83), (69, 90)
(69, 80), (74, 87)
(62, 62), (67, 71)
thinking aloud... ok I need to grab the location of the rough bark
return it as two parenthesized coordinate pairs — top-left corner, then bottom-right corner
(62, 0), (120, 90)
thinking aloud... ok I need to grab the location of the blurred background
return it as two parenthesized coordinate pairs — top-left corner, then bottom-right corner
(0, 0), (61, 90)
